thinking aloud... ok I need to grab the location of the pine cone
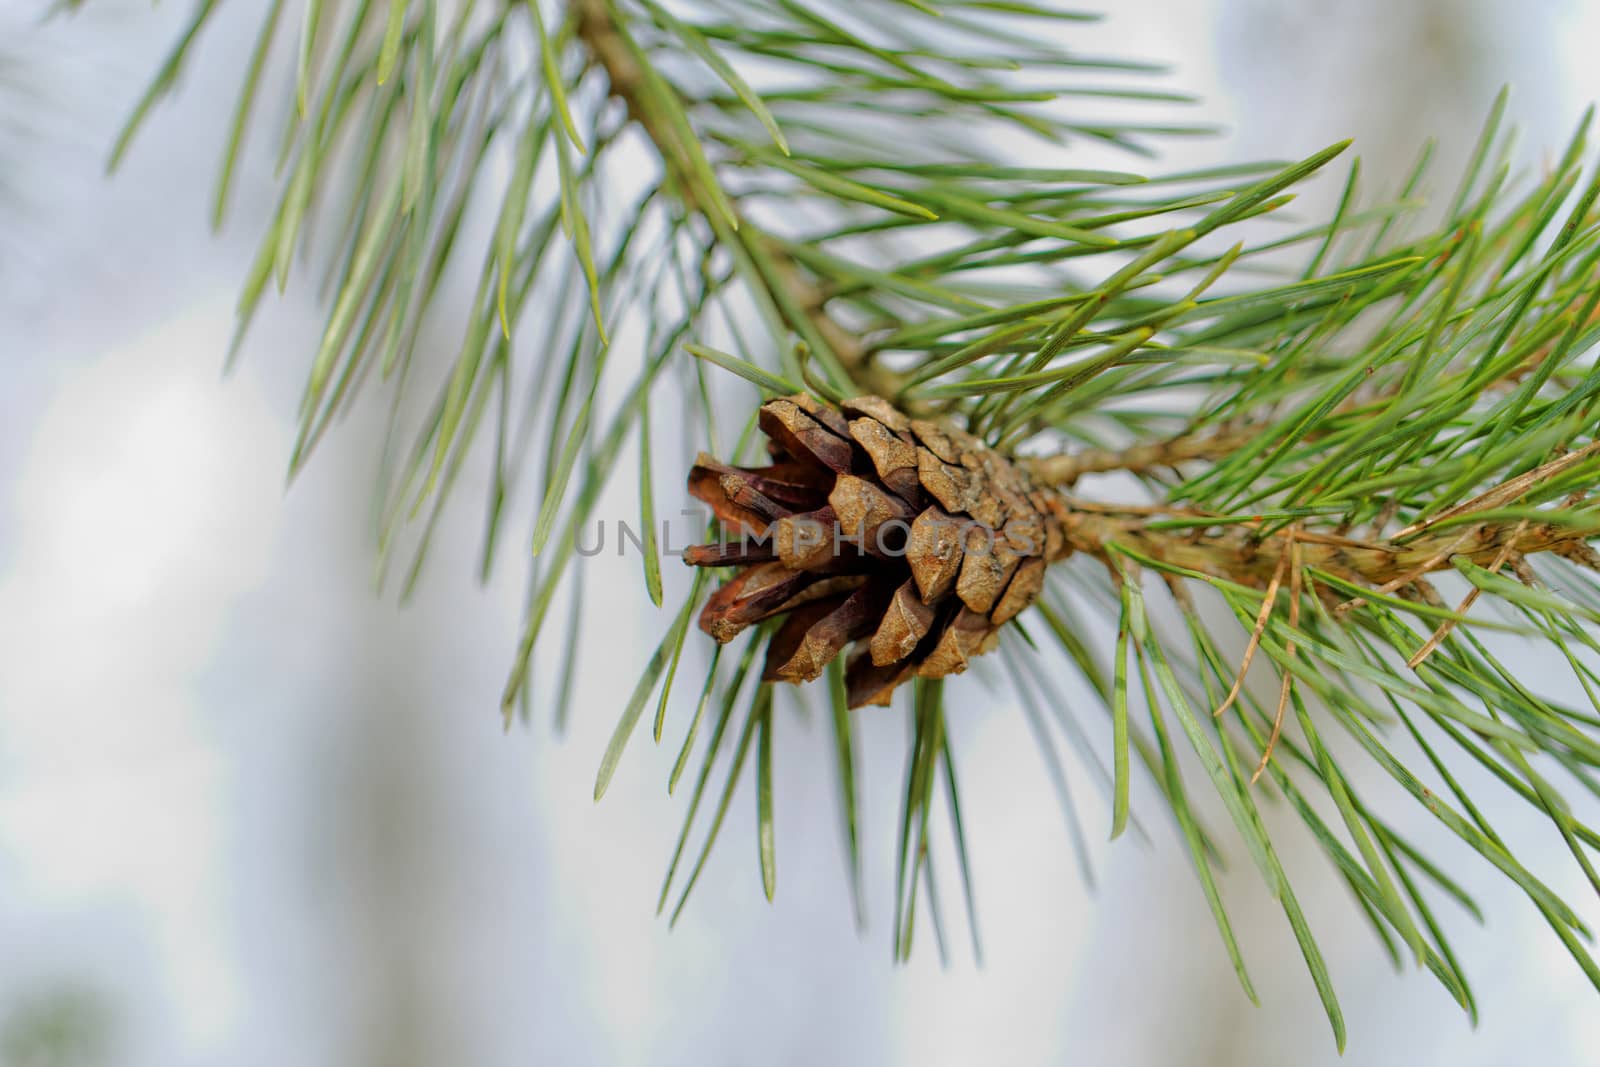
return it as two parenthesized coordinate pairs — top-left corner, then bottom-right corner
(685, 394), (1074, 708)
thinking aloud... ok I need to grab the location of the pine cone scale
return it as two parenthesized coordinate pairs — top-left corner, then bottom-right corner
(870, 579), (936, 666)
(907, 507), (968, 602)
(759, 398), (856, 472)
(847, 416), (923, 503)
(954, 526), (1021, 614)
(765, 580), (893, 684)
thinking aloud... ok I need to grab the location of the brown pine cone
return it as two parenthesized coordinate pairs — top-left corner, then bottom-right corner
(684, 394), (1074, 708)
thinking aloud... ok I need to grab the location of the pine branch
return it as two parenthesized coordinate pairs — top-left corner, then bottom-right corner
(574, 0), (1600, 637)
(572, 0), (901, 399)
(103, 0), (1600, 1048)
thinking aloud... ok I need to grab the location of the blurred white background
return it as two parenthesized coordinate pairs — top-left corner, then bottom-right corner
(3, 2), (1600, 1064)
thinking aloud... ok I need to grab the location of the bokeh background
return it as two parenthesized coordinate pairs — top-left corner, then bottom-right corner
(3, 2), (1600, 1064)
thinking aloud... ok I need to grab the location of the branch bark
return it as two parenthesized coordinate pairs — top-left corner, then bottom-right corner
(1023, 424), (1260, 487)
(1055, 503), (1594, 593)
